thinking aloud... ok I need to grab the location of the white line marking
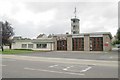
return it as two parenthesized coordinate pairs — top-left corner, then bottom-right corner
(49, 65), (58, 68)
(0, 65), (6, 67)
(63, 68), (68, 70)
(2, 59), (16, 61)
(2, 65), (6, 66)
(24, 67), (84, 76)
(80, 67), (92, 72)
(110, 57), (113, 58)
(63, 66), (73, 71)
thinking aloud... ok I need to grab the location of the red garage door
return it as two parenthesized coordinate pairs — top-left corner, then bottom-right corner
(72, 38), (84, 51)
(90, 37), (103, 51)
(57, 40), (67, 51)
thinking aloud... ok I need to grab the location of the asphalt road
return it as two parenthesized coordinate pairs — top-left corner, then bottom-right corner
(2, 54), (118, 78)
(14, 50), (118, 61)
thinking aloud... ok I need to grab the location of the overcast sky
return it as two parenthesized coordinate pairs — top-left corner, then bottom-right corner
(0, 0), (118, 38)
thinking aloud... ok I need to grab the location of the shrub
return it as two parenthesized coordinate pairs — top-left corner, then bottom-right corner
(13, 49), (33, 51)
(112, 40), (120, 45)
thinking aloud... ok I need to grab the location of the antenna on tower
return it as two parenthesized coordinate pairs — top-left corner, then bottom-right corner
(74, 7), (77, 18)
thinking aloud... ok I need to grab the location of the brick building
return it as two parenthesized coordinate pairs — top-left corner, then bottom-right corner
(52, 7), (112, 51)
(12, 8), (112, 51)
(53, 32), (112, 51)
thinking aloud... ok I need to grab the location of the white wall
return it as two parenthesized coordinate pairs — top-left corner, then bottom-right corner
(12, 41), (54, 51)
(3, 46), (9, 49)
(12, 41), (33, 49)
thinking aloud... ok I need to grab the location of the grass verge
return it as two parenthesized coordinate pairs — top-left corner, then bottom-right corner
(1, 49), (52, 54)
(1, 49), (34, 54)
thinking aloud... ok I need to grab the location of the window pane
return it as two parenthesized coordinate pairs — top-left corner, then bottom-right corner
(28, 44), (33, 48)
(36, 44), (41, 48)
(73, 20), (75, 23)
(22, 44), (27, 48)
(42, 44), (47, 48)
(36, 44), (47, 48)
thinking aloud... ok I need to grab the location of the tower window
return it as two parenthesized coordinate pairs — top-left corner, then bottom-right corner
(73, 25), (76, 29)
(73, 25), (76, 27)
(73, 20), (76, 23)
(73, 31), (76, 34)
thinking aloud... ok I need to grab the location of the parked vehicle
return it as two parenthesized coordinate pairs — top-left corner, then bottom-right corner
(118, 45), (120, 48)
(116, 44), (120, 48)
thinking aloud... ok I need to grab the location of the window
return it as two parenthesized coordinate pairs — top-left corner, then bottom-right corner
(28, 44), (33, 48)
(37, 44), (41, 48)
(73, 25), (76, 29)
(73, 20), (76, 23)
(36, 44), (47, 48)
(42, 44), (47, 48)
(22, 44), (27, 48)
(73, 31), (76, 34)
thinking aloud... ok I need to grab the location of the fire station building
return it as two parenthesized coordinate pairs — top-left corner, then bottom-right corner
(53, 32), (112, 51)
(12, 8), (112, 51)
(52, 15), (112, 51)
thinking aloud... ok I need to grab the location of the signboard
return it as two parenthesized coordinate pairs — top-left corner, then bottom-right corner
(90, 34), (103, 37)
(72, 35), (84, 38)
(104, 43), (108, 46)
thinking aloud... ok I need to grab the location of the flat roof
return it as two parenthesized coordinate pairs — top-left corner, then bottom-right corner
(13, 38), (54, 43)
(32, 38), (54, 43)
(73, 32), (112, 39)
(54, 32), (112, 39)
(71, 18), (80, 21)
(13, 32), (112, 43)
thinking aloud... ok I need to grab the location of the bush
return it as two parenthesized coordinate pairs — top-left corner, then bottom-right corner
(112, 40), (120, 45)
(13, 49), (33, 51)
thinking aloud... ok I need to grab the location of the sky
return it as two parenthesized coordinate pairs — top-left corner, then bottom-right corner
(0, 0), (118, 39)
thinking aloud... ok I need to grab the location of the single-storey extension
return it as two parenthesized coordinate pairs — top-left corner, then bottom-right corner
(12, 38), (54, 51)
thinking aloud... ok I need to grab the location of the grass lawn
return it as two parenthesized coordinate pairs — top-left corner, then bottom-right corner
(1, 49), (34, 54)
(1, 49), (51, 54)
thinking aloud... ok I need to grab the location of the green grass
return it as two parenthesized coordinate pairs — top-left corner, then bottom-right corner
(2, 49), (34, 54)
(1, 49), (51, 54)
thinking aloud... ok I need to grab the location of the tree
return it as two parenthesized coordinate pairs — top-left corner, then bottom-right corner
(117, 27), (120, 40)
(112, 27), (120, 46)
(1, 21), (14, 51)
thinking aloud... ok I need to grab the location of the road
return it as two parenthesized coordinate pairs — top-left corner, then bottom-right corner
(14, 51), (118, 61)
(2, 52), (118, 78)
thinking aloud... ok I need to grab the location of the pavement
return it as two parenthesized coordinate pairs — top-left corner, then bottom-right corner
(2, 55), (118, 67)
(2, 50), (118, 78)
(10, 50), (119, 61)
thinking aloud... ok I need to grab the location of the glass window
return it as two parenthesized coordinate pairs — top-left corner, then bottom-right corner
(73, 31), (76, 34)
(36, 44), (47, 48)
(36, 44), (41, 48)
(28, 44), (33, 48)
(42, 44), (47, 48)
(22, 44), (27, 48)
(73, 20), (75, 23)
(73, 25), (76, 29)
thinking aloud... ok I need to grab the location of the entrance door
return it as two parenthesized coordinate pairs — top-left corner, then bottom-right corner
(90, 37), (103, 51)
(57, 40), (67, 51)
(72, 38), (84, 51)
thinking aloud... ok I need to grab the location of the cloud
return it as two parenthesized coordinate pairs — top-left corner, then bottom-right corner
(13, 4), (57, 25)
(0, 1), (118, 38)
(78, 2), (118, 36)
(0, 1), (57, 25)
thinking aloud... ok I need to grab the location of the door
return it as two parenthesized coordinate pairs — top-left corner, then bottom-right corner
(57, 40), (67, 51)
(72, 38), (84, 51)
(90, 37), (103, 51)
